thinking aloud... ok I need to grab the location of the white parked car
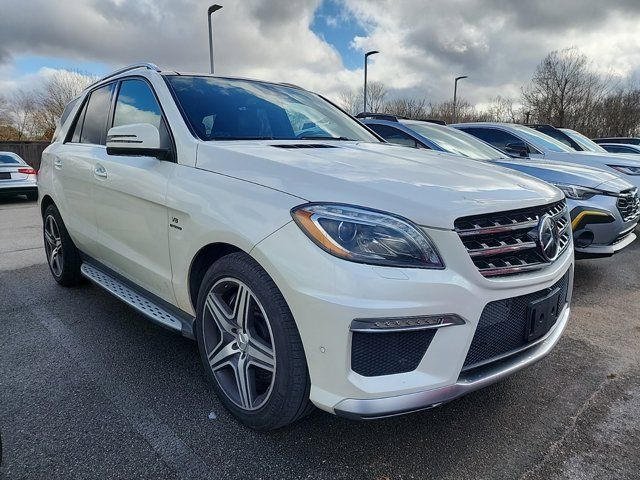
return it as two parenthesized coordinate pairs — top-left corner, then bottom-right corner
(0, 151), (38, 200)
(454, 122), (640, 189)
(38, 64), (574, 429)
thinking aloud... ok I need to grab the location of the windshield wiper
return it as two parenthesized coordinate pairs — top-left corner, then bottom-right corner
(298, 135), (354, 141)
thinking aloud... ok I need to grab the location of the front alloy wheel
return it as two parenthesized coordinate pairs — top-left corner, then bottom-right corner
(195, 252), (313, 430)
(202, 278), (276, 410)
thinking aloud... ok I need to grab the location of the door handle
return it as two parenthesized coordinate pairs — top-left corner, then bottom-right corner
(54, 158), (62, 169)
(94, 165), (108, 179)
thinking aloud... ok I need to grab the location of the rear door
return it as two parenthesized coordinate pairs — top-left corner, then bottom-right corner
(50, 83), (115, 255)
(92, 77), (177, 303)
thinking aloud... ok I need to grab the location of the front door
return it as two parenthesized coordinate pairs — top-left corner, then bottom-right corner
(93, 78), (176, 303)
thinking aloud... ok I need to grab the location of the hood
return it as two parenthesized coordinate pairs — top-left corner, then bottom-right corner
(550, 150), (640, 167)
(493, 158), (627, 192)
(195, 140), (562, 229)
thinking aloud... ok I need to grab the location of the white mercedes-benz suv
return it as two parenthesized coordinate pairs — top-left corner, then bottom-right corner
(39, 64), (574, 429)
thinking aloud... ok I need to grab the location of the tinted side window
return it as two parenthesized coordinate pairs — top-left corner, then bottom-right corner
(368, 124), (420, 148)
(70, 99), (88, 143)
(460, 128), (522, 152)
(112, 79), (171, 152)
(113, 79), (162, 129)
(80, 84), (114, 145)
(607, 145), (635, 153)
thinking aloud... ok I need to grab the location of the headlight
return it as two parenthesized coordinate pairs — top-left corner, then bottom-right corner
(608, 165), (640, 175)
(552, 184), (600, 200)
(291, 203), (444, 269)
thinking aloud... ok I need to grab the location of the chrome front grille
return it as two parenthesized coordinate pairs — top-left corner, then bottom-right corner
(455, 200), (571, 277)
(617, 188), (640, 223)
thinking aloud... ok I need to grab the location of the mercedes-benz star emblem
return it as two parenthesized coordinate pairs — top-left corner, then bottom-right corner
(538, 214), (560, 262)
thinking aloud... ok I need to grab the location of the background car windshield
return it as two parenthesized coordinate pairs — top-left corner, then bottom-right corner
(0, 153), (22, 165)
(561, 129), (607, 152)
(511, 125), (574, 153)
(167, 76), (379, 142)
(403, 121), (509, 160)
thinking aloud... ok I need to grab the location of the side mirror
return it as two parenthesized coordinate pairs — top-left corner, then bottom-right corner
(504, 142), (529, 157)
(106, 123), (168, 159)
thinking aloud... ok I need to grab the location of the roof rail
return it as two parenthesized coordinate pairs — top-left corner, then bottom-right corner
(87, 63), (161, 88)
(355, 112), (402, 122)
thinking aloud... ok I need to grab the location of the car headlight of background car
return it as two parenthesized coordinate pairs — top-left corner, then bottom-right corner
(552, 183), (601, 200)
(291, 203), (444, 268)
(608, 165), (640, 175)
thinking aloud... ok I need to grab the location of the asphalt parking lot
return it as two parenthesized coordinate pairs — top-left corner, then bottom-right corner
(1, 198), (639, 480)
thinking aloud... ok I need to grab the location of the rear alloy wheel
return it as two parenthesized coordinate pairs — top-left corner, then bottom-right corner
(43, 204), (84, 286)
(196, 252), (313, 430)
(44, 214), (64, 278)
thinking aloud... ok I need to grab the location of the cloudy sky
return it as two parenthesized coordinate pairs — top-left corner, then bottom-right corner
(2, 0), (640, 106)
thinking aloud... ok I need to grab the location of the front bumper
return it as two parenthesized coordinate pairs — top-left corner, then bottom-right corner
(252, 221), (574, 416)
(334, 305), (570, 419)
(569, 196), (638, 257)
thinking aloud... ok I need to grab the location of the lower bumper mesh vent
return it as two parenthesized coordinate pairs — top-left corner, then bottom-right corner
(351, 330), (436, 377)
(463, 270), (571, 371)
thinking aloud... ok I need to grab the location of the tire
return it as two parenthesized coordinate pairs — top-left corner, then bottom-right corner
(195, 252), (313, 430)
(26, 191), (38, 201)
(43, 204), (84, 286)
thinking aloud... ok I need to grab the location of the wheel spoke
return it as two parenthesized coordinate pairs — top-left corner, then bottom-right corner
(232, 284), (251, 331)
(247, 337), (275, 372)
(205, 292), (237, 335)
(44, 230), (56, 247)
(233, 354), (253, 409)
(208, 341), (238, 371)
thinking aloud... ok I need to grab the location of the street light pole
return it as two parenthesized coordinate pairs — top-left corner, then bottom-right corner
(208, 4), (223, 74)
(363, 50), (379, 113)
(452, 75), (468, 123)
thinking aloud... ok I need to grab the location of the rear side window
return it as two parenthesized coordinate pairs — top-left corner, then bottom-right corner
(368, 124), (422, 148)
(459, 127), (522, 153)
(79, 84), (114, 145)
(606, 145), (636, 153)
(70, 100), (88, 143)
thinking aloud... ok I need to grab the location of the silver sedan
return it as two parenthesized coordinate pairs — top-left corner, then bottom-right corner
(0, 152), (38, 201)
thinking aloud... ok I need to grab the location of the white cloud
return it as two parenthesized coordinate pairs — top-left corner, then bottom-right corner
(1, 0), (640, 105)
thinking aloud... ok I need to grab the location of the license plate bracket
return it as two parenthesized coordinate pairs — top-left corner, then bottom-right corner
(525, 287), (561, 342)
(0, 172), (10, 180)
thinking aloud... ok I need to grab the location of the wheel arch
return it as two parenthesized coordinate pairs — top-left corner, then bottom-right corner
(188, 242), (245, 311)
(40, 194), (56, 218)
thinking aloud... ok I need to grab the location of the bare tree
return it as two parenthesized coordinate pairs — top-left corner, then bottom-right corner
(365, 81), (387, 113)
(34, 70), (95, 140)
(337, 88), (361, 115)
(383, 97), (428, 119)
(8, 89), (39, 140)
(522, 47), (611, 129)
(482, 96), (521, 123)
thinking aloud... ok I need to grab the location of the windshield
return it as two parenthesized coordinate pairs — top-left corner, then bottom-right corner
(0, 153), (23, 165)
(511, 125), (574, 153)
(166, 75), (379, 142)
(560, 129), (607, 153)
(402, 121), (509, 160)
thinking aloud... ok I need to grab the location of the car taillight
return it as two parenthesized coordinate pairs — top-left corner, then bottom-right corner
(18, 168), (38, 175)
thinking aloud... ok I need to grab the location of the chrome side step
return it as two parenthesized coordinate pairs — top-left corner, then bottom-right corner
(80, 262), (183, 333)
